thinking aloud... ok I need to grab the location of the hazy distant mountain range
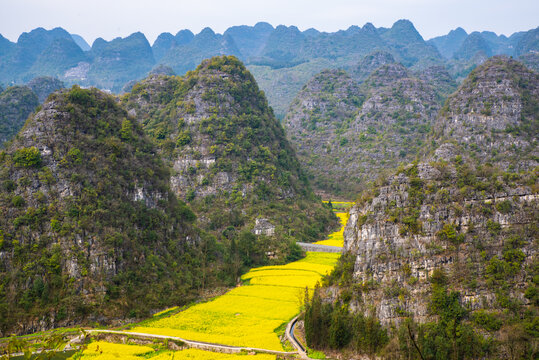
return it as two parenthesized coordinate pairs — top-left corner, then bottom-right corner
(0, 20), (537, 117)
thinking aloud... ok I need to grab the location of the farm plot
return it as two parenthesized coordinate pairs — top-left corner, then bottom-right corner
(128, 252), (339, 350)
(314, 212), (350, 247)
(72, 341), (277, 359)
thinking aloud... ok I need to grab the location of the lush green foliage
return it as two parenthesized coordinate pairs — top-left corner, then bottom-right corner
(124, 56), (337, 270)
(0, 86), (204, 335)
(0, 85), (39, 147)
(13, 146), (42, 167)
(304, 284), (388, 354)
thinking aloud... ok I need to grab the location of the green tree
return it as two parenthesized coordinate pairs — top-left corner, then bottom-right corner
(329, 304), (353, 348)
(120, 119), (133, 141)
(304, 283), (332, 348)
(237, 230), (261, 267)
(13, 147), (42, 168)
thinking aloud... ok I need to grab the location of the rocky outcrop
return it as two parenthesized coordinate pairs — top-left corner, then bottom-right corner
(350, 51), (396, 82)
(124, 56), (336, 246)
(343, 153), (537, 324)
(0, 86), (200, 336)
(63, 61), (90, 81)
(284, 69), (363, 196)
(436, 56), (539, 171)
(285, 63), (441, 197)
(339, 58), (539, 326)
(415, 65), (457, 98)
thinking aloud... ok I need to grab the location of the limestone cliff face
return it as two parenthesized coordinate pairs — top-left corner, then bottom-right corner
(355, 63), (440, 144)
(124, 56), (336, 245)
(340, 57), (539, 326)
(343, 146), (537, 323)
(285, 63), (440, 197)
(349, 51), (396, 82)
(126, 57), (302, 197)
(436, 56), (539, 170)
(415, 65), (457, 98)
(0, 86), (199, 336)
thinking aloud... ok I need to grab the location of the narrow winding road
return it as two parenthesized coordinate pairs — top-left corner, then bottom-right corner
(83, 242), (344, 359)
(84, 314), (311, 359)
(296, 242), (342, 253)
(285, 316), (310, 359)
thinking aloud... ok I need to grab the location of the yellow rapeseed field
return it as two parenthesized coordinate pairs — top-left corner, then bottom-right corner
(69, 203), (352, 357)
(152, 306), (179, 317)
(150, 349), (277, 359)
(314, 212), (350, 247)
(322, 200), (354, 212)
(124, 209), (350, 351)
(72, 341), (277, 359)
(73, 341), (155, 359)
(129, 252), (339, 350)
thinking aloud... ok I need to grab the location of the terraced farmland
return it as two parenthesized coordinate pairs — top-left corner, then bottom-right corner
(313, 212), (349, 247)
(72, 202), (352, 358)
(128, 252), (339, 350)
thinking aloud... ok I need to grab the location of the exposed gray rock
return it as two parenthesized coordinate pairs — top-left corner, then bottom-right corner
(64, 61), (90, 81)
(285, 63), (441, 197)
(253, 218), (275, 236)
(435, 56), (539, 171)
(343, 157), (537, 325)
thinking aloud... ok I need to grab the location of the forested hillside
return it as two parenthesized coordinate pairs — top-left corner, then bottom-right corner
(124, 56), (337, 266)
(0, 22), (537, 118)
(0, 87), (203, 336)
(301, 56), (539, 360)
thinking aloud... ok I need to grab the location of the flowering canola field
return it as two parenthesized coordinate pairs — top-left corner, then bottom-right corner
(128, 252), (339, 350)
(314, 212), (349, 247)
(80, 204), (351, 356)
(74, 341), (277, 359)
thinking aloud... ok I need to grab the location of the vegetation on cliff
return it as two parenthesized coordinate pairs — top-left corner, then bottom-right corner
(0, 85), (39, 148)
(301, 56), (539, 359)
(285, 62), (441, 197)
(0, 86), (204, 336)
(123, 56), (337, 268)
(27, 76), (65, 103)
(436, 56), (539, 170)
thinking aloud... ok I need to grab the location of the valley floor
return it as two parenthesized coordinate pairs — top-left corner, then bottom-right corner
(65, 205), (352, 359)
(126, 251), (339, 350)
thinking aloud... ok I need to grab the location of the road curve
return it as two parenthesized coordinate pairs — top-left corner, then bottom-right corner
(7, 326), (309, 359)
(285, 316), (311, 359)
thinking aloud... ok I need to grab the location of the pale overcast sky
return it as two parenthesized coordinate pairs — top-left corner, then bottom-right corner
(1, 0), (538, 45)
